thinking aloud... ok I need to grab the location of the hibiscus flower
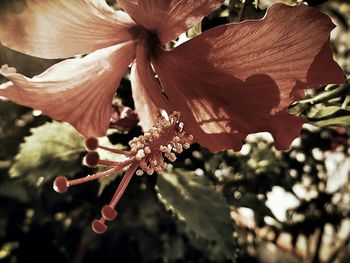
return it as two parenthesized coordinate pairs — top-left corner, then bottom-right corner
(0, 0), (344, 153)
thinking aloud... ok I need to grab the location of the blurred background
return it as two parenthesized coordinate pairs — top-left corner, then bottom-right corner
(1, 0), (350, 262)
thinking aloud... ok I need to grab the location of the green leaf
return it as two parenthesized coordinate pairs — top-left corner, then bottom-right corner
(307, 105), (345, 119)
(305, 104), (350, 127)
(289, 81), (350, 128)
(312, 115), (350, 127)
(9, 121), (85, 184)
(156, 169), (236, 261)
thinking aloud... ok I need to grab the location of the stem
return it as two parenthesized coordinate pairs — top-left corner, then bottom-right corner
(341, 96), (350, 109)
(109, 162), (140, 208)
(310, 226), (324, 263)
(69, 166), (123, 186)
(326, 230), (350, 263)
(98, 157), (135, 167)
(238, 0), (247, 22)
(298, 82), (350, 105)
(98, 145), (131, 156)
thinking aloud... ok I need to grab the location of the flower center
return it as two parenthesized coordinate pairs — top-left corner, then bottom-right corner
(129, 25), (161, 58)
(53, 111), (192, 234)
(130, 111), (192, 175)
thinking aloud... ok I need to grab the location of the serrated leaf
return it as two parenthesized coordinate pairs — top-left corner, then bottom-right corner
(9, 121), (85, 184)
(156, 169), (236, 261)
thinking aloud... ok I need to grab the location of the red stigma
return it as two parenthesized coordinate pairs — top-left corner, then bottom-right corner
(85, 151), (100, 167)
(85, 137), (99, 151)
(101, 205), (118, 221)
(53, 176), (69, 193)
(91, 220), (108, 234)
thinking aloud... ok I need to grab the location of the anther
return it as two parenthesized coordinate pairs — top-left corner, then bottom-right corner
(174, 145), (183, 153)
(140, 160), (147, 169)
(154, 166), (163, 173)
(101, 205), (118, 221)
(136, 170), (144, 176)
(53, 176), (69, 193)
(146, 167), (154, 175)
(166, 152), (177, 162)
(130, 147), (137, 155)
(183, 143), (190, 149)
(85, 151), (100, 167)
(160, 146), (168, 152)
(144, 146), (151, 154)
(92, 219), (108, 234)
(152, 132), (159, 139)
(136, 149), (145, 160)
(136, 142), (143, 148)
(85, 137), (99, 151)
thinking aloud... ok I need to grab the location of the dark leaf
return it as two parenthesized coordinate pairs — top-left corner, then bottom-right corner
(0, 179), (29, 202)
(157, 169), (237, 261)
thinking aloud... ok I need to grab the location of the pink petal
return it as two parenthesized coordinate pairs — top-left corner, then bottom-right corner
(130, 40), (170, 130)
(117, 0), (224, 44)
(130, 63), (160, 130)
(152, 4), (344, 152)
(0, 41), (136, 137)
(0, 0), (135, 59)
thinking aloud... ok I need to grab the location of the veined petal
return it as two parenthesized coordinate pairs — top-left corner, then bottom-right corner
(0, 0), (135, 59)
(117, 0), (224, 44)
(130, 63), (160, 131)
(0, 41), (136, 137)
(153, 4), (344, 152)
(130, 40), (170, 130)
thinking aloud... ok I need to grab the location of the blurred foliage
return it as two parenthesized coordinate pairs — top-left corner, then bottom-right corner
(0, 0), (350, 263)
(290, 81), (350, 128)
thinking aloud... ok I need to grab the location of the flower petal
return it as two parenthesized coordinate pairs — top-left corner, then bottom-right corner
(0, 0), (134, 59)
(130, 63), (159, 130)
(153, 4), (344, 152)
(0, 41), (136, 137)
(117, 0), (224, 44)
(130, 40), (170, 130)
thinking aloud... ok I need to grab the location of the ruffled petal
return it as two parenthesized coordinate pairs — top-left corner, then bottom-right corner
(130, 40), (170, 130)
(153, 4), (344, 152)
(0, 0), (135, 59)
(0, 41), (136, 137)
(117, 0), (224, 44)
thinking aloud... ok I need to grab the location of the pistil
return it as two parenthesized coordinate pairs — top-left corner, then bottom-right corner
(53, 111), (193, 233)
